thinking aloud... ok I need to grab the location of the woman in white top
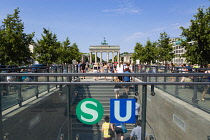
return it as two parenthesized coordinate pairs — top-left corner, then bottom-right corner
(93, 63), (99, 81)
(116, 62), (124, 81)
(103, 62), (109, 80)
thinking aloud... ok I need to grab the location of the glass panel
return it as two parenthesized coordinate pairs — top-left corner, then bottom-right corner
(2, 85), (68, 140)
(1, 69), (210, 139)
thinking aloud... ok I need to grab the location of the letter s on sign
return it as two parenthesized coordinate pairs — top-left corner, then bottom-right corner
(81, 101), (98, 122)
(76, 98), (104, 125)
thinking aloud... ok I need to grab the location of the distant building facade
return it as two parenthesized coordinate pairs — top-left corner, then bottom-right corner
(170, 38), (187, 65)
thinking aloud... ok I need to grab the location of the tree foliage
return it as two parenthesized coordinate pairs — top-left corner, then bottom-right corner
(157, 32), (174, 64)
(34, 28), (61, 65)
(132, 42), (144, 62)
(180, 6), (210, 67)
(0, 8), (34, 65)
(132, 40), (157, 64)
(68, 43), (81, 63)
(143, 40), (157, 64)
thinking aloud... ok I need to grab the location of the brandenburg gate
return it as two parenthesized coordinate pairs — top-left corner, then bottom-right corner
(89, 38), (120, 63)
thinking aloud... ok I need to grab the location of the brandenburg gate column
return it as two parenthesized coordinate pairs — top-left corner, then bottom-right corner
(100, 51), (102, 63)
(117, 51), (120, 63)
(112, 51), (114, 62)
(89, 51), (92, 63)
(107, 51), (109, 62)
(95, 51), (97, 63)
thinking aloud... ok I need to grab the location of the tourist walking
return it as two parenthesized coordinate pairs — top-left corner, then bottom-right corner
(116, 62), (124, 82)
(114, 77), (122, 99)
(80, 61), (86, 79)
(102, 116), (115, 140)
(103, 62), (109, 80)
(93, 63), (99, 80)
(123, 68), (131, 95)
(134, 97), (140, 125)
(115, 123), (126, 140)
(130, 120), (142, 140)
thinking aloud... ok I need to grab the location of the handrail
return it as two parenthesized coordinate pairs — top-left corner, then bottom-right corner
(1, 73), (210, 76)
(0, 81), (209, 85)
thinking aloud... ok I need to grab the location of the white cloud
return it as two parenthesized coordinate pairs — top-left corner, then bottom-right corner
(103, 8), (141, 14)
(124, 32), (150, 42)
(102, 0), (142, 15)
(152, 27), (168, 32)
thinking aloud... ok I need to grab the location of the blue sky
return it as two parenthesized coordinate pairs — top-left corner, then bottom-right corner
(0, 0), (209, 55)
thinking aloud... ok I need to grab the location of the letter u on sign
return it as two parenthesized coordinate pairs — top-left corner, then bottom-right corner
(110, 99), (135, 123)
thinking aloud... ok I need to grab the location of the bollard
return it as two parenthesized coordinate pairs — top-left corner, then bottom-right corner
(76, 134), (80, 140)
(4, 133), (9, 140)
(59, 134), (64, 140)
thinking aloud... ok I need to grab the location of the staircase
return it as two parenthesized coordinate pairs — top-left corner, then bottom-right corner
(71, 82), (136, 140)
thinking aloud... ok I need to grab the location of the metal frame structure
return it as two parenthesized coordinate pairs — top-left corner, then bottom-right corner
(0, 72), (210, 140)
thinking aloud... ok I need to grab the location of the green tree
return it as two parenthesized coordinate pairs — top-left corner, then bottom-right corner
(69, 43), (81, 63)
(0, 8), (34, 65)
(157, 32), (174, 64)
(34, 28), (61, 65)
(142, 39), (157, 64)
(58, 37), (72, 64)
(180, 6), (210, 67)
(132, 42), (144, 63)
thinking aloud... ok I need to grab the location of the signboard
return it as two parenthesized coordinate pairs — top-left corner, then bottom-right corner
(110, 99), (135, 123)
(76, 98), (104, 125)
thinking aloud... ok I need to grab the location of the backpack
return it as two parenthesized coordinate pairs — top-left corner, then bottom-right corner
(131, 135), (138, 140)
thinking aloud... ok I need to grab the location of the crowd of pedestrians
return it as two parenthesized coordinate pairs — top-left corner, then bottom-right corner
(77, 60), (209, 102)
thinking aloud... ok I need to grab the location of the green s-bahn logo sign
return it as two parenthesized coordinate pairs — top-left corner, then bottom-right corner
(76, 98), (104, 125)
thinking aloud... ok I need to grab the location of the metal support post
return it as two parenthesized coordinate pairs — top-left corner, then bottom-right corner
(67, 76), (72, 140)
(47, 68), (50, 93)
(17, 85), (22, 107)
(151, 85), (155, 96)
(163, 66), (167, 91)
(55, 67), (58, 88)
(141, 76), (147, 140)
(192, 77), (198, 105)
(155, 66), (158, 84)
(0, 89), (3, 140)
(175, 68), (179, 97)
(35, 76), (39, 98)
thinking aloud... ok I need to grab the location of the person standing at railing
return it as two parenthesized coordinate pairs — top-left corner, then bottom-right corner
(103, 62), (109, 81)
(80, 61), (86, 79)
(169, 63), (175, 82)
(93, 63), (99, 81)
(129, 63), (134, 73)
(20, 69), (32, 82)
(123, 68), (131, 95)
(116, 62), (124, 82)
(201, 64), (210, 101)
(114, 77), (122, 99)
(109, 62), (115, 81)
(180, 64), (188, 88)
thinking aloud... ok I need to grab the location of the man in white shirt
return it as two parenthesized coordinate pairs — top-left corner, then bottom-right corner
(134, 97), (140, 123)
(130, 120), (142, 140)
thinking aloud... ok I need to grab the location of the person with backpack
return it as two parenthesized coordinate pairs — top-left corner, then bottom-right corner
(102, 116), (115, 140)
(130, 120), (142, 140)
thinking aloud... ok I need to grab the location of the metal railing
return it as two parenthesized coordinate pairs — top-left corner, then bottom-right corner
(0, 71), (210, 140)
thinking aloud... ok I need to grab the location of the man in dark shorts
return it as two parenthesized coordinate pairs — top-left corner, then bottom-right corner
(80, 61), (86, 79)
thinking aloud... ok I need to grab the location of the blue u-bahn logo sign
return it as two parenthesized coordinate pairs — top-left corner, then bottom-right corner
(110, 99), (135, 123)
